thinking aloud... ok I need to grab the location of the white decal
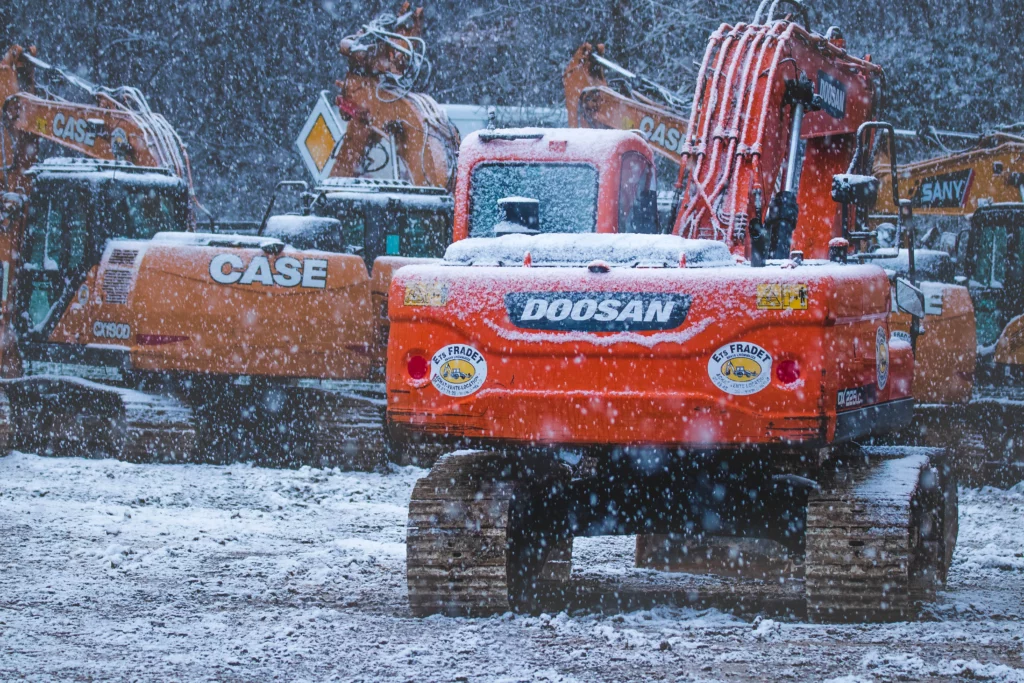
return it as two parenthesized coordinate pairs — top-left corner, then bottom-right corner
(876, 327), (890, 390)
(209, 254), (327, 288)
(891, 330), (911, 345)
(431, 344), (487, 398)
(52, 112), (97, 147)
(93, 320), (131, 341)
(708, 341), (773, 396)
(639, 116), (684, 154)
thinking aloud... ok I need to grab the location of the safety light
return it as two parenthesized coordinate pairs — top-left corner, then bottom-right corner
(775, 359), (801, 384)
(407, 355), (429, 380)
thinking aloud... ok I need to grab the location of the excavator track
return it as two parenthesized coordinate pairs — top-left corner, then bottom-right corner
(406, 450), (572, 617)
(916, 387), (1024, 486)
(289, 381), (428, 469)
(5, 377), (196, 462)
(805, 450), (957, 622)
(0, 387), (11, 455)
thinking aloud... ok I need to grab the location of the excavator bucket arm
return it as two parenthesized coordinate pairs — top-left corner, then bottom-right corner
(330, 5), (460, 191)
(563, 42), (690, 164)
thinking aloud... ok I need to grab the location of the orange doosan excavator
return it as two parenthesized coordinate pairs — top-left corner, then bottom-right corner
(389, 4), (957, 622)
(0, 44), (420, 466)
(562, 24), (1000, 479)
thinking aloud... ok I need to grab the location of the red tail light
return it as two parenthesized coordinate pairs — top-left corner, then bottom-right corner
(775, 359), (801, 384)
(136, 334), (190, 346)
(407, 355), (429, 380)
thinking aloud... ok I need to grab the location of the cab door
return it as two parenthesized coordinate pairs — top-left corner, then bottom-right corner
(16, 183), (94, 348)
(363, 200), (450, 369)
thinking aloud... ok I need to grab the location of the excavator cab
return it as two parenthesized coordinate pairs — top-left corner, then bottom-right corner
(454, 128), (659, 241)
(17, 159), (190, 350)
(962, 203), (1024, 349)
(304, 178), (452, 266)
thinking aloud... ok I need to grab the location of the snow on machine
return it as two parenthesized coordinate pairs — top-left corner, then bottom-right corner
(389, 6), (958, 622)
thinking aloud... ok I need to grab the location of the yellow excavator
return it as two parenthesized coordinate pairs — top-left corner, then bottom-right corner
(873, 128), (1024, 481)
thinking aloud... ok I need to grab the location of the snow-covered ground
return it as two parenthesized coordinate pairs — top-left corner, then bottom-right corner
(1, 451), (1022, 682)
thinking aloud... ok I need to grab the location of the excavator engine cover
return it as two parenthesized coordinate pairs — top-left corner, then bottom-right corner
(387, 233), (914, 451)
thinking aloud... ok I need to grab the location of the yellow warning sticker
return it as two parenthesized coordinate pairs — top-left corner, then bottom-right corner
(757, 283), (808, 310)
(404, 281), (449, 307)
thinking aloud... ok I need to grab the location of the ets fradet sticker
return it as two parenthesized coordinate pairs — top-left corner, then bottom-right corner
(708, 341), (773, 396)
(891, 330), (912, 345)
(431, 344), (487, 397)
(876, 327), (890, 390)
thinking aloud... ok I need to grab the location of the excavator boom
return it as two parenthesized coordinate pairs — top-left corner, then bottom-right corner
(674, 21), (881, 260)
(5, 93), (166, 170)
(328, 4), (459, 191)
(563, 43), (690, 164)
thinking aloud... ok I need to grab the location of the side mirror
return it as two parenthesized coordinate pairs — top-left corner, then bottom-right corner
(832, 173), (879, 209)
(899, 198), (913, 222)
(895, 278), (925, 318)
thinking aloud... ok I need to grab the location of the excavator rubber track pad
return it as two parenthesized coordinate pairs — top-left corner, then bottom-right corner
(406, 450), (573, 616)
(407, 451), (520, 616)
(290, 386), (390, 470)
(5, 377), (196, 462)
(805, 449), (956, 623)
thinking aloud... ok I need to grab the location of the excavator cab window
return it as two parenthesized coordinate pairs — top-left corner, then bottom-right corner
(395, 208), (448, 257)
(313, 193), (451, 265)
(99, 182), (189, 241)
(20, 184), (91, 336)
(468, 162), (599, 237)
(966, 206), (1024, 346)
(618, 151), (659, 234)
(359, 202), (449, 265)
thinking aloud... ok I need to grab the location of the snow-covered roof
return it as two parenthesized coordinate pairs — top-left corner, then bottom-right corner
(443, 233), (735, 268)
(29, 157), (186, 189)
(863, 248), (954, 282)
(263, 215), (343, 251)
(151, 232), (285, 251)
(315, 177), (448, 195)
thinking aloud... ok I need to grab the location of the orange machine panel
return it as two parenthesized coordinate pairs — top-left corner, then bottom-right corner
(891, 285), (976, 405)
(386, 245), (910, 450)
(50, 235), (376, 379)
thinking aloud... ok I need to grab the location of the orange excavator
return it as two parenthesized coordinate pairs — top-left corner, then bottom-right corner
(391, 5), (957, 622)
(870, 128), (1024, 481)
(0, 44), (416, 466)
(288, 4), (460, 370)
(327, 4), (459, 191)
(0, 44), (201, 454)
